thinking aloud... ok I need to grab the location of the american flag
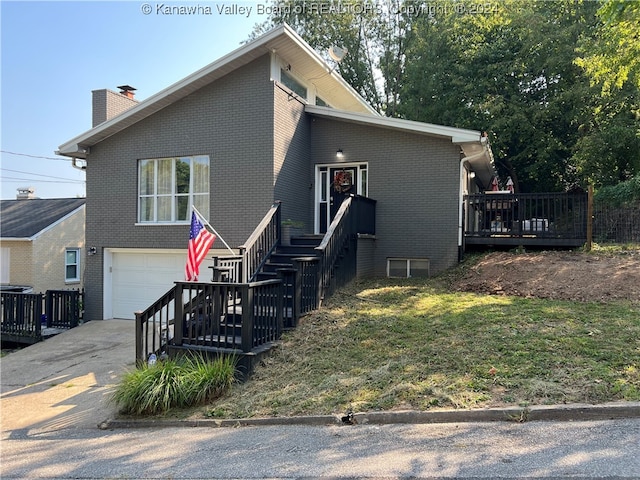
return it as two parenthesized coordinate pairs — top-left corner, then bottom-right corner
(185, 210), (216, 281)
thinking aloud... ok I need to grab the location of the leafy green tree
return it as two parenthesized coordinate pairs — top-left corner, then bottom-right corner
(574, 0), (640, 187)
(575, 0), (640, 95)
(400, 0), (601, 192)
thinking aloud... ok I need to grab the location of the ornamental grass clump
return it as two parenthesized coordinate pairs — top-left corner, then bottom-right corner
(181, 353), (237, 405)
(111, 353), (237, 415)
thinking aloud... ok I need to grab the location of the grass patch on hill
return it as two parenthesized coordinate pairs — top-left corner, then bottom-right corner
(203, 271), (640, 419)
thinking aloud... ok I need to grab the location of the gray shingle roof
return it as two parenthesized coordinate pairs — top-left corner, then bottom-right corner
(0, 198), (85, 238)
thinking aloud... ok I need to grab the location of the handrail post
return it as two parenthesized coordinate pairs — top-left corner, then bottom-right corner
(44, 291), (52, 328)
(586, 186), (593, 251)
(240, 285), (254, 353)
(174, 282), (184, 346)
(135, 311), (144, 366)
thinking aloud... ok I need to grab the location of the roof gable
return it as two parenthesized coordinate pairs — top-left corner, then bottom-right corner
(57, 24), (376, 158)
(0, 198), (86, 239)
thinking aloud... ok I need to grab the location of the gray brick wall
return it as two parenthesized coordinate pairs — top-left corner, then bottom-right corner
(273, 86), (312, 230)
(310, 117), (461, 276)
(356, 235), (376, 278)
(84, 55), (275, 320)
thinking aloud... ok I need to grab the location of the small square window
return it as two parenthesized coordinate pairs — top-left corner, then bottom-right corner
(65, 248), (80, 282)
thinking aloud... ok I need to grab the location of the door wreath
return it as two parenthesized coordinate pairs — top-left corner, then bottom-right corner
(333, 170), (353, 193)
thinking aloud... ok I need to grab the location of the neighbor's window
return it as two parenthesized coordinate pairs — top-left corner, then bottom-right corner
(138, 155), (209, 223)
(65, 248), (80, 282)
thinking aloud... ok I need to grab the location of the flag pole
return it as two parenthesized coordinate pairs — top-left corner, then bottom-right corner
(192, 205), (236, 255)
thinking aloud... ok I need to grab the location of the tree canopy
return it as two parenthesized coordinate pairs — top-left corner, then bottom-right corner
(254, 0), (640, 193)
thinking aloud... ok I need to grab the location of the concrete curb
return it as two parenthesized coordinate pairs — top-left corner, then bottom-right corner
(100, 401), (640, 430)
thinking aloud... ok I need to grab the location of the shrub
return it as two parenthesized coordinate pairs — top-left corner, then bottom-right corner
(111, 353), (237, 415)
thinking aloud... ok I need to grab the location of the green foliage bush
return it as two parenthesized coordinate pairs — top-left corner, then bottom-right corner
(111, 353), (237, 415)
(595, 174), (640, 207)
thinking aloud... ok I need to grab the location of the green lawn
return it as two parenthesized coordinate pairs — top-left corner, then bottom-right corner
(203, 262), (640, 419)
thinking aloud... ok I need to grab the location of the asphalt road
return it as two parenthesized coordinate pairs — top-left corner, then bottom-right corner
(2, 418), (640, 479)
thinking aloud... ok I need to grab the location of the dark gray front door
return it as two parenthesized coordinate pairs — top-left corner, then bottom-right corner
(329, 166), (358, 223)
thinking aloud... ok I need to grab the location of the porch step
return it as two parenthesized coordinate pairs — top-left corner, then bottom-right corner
(289, 235), (324, 246)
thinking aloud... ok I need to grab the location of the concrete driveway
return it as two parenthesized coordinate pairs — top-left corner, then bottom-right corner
(1, 319), (135, 435)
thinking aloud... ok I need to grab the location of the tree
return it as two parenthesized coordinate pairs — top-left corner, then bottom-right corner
(574, 0), (640, 187)
(575, 0), (640, 95)
(400, 0), (602, 192)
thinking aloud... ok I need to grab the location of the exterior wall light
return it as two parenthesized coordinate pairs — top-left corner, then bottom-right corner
(336, 149), (344, 158)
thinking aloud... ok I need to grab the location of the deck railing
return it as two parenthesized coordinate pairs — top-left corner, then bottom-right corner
(1, 293), (43, 341)
(135, 279), (283, 365)
(238, 201), (281, 282)
(1, 289), (84, 344)
(464, 192), (588, 246)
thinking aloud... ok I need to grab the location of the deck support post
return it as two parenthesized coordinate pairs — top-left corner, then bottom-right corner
(586, 185), (594, 252)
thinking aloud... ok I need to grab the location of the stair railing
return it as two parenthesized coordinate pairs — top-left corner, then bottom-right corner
(315, 196), (355, 303)
(135, 286), (176, 366)
(238, 201), (282, 283)
(315, 195), (376, 303)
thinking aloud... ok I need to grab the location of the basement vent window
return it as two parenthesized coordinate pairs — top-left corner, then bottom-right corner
(387, 258), (430, 278)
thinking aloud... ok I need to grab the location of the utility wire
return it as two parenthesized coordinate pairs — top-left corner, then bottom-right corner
(2, 176), (85, 184)
(1, 150), (72, 162)
(1, 168), (84, 182)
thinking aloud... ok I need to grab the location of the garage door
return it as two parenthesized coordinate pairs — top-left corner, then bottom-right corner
(111, 251), (188, 319)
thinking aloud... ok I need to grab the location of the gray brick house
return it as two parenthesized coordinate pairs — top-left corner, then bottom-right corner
(57, 24), (494, 321)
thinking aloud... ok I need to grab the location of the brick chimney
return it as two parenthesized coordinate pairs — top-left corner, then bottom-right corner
(91, 85), (138, 127)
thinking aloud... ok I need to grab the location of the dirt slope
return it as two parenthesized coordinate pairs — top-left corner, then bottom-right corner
(451, 250), (640, 303)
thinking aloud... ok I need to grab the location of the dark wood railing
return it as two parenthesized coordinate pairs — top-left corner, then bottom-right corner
(238, 202), (281, 282)
(1, 293), (43, 341)
(316, 195), (376, 302)
(46, 289), (83, 328)
(464, 192), (588, 246)
(135, 280), (283, 365)
(135, 287), (176, 366)
(1, 289), (84, 344)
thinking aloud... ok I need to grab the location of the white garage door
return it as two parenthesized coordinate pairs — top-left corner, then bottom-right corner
(111, 251), (189, 319)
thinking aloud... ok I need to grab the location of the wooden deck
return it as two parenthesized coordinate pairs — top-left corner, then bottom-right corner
(464, 192), (588, 248)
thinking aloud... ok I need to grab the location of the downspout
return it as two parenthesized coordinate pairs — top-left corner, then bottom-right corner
(71, 158), (87, 170)
(458, 151), (487, 256)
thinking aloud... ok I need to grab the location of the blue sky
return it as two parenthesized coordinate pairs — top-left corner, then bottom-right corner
(1, 1), (268, 199)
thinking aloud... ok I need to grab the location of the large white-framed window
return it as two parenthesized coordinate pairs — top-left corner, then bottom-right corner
(65, 248), (81, 283)
(138, 155), (209, 223)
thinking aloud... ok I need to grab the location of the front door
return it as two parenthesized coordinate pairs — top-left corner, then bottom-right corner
(316, 164), (368, 234)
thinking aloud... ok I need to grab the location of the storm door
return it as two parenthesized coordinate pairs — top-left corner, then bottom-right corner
(316, 164), (368, 234)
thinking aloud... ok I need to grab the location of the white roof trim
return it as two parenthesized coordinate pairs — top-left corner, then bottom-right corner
(58, 24), (375, 158)
(305, 105), (483, 144)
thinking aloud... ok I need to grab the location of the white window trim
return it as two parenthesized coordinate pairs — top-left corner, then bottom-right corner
(65, 248), (81, 283)
(138, 155), (209, 224)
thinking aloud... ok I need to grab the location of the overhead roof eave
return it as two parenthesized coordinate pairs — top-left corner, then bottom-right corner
(459, 141), (496, 189)
(306, 105), (484, 143)
(57, 24), (376, 158)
